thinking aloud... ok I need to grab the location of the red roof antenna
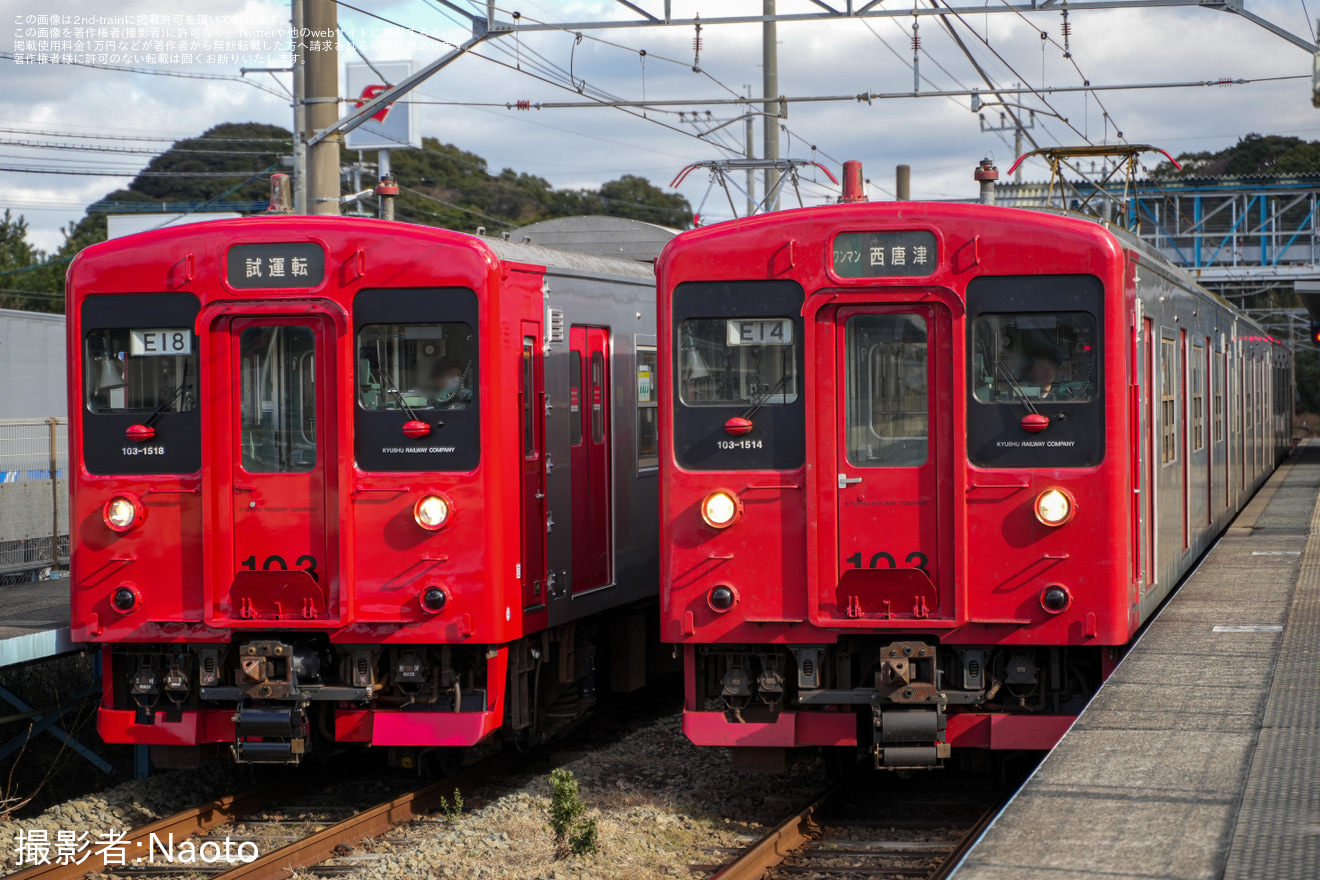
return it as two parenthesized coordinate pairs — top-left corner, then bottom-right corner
(841, 160), (867, 203)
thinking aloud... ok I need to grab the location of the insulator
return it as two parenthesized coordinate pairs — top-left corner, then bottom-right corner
(1061, 10), (1072, 58)
(1217, 77), (1233, 87)
(515, 100), (531, 110)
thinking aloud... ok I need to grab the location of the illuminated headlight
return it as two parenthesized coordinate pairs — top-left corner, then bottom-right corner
(701, 490), (743, 529)
(103, 495), (142, 532)
(1034, 488), (1075, 527)
(413, 494), (452, 531)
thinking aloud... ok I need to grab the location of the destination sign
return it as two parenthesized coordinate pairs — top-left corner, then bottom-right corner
(832, 231), (938, 278)
(226, 243), (325, 289)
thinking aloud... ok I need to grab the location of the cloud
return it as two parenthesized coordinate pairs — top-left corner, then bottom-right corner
(1, 0), (1316, 249)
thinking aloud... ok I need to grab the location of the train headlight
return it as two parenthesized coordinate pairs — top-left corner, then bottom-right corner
(1034, 488), (1075, 527)
(413, 494), (452, 531)
(700, 490), (743, 529)
(103, 495), (143, 532)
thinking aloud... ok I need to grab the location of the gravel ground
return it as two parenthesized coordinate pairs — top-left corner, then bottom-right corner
(337, 712), (832, 880)
(0, 761), (257, 874)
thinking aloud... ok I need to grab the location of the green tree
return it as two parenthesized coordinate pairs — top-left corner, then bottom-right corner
(1152, 133), (1320, 179)
(0, 211), (58, 312)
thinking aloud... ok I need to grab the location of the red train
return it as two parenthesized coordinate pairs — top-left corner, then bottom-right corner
(657, 194), (1292, 769)
(67, 217), (659, 766)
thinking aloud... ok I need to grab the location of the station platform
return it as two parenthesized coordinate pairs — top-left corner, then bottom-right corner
(953, 440), (1320, 880)
(0, 577), (74, 667)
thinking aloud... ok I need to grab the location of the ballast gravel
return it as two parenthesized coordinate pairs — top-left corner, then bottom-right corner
(336, 712), (831, 880)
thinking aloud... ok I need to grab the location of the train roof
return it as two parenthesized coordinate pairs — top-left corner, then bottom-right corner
(71, 215), (654, 285)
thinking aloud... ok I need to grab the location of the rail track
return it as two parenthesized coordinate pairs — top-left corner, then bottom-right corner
(7, 691), (682, 880)
(5, 751), (513, 880)
(705, 772), (1007, 880)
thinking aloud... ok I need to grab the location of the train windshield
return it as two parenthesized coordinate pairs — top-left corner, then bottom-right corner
(972, 312), (1098, 403)
(356, 323), (478, 411)
(84, 327), (198, 414)
(678, 317), (799, 407)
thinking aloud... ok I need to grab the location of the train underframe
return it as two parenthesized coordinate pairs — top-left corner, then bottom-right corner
(688, 639), (1108, 770)
(100, 616), (642, 767)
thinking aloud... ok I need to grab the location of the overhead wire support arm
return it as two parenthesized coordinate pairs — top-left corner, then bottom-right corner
(312, 2), (494, 147)
(474, 0), (1314, 54)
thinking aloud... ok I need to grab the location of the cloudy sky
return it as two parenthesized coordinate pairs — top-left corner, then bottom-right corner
(3, 0), (1318, 251)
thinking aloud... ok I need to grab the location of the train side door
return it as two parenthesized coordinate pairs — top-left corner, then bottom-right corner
(828, 303), (952, 622)
(520, 325), (547, 608)
(222, 317), (334, 622)
(569, 326), (613, 593)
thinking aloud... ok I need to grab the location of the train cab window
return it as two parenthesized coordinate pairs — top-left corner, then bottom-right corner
(84, 328), (197, 415)
(239, 326), (317, 473)
(80, 293), (202, 476)
(964, 274), (1103, 469)
(679, 318), (798, 407)
(636, 345), (659, 470)
(845, 314), (928, 467)
(352, 288), (480, 473)
(356, 323), (477, 412)
(971, 313), (1097, 403)
(671, 279), (806, 471)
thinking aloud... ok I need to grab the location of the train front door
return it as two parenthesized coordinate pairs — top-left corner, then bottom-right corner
(822, 303), (953, 623)
(217, 316), (336, 623)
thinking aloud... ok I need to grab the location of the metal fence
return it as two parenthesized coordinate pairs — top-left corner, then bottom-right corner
(0, 418), (68, 580)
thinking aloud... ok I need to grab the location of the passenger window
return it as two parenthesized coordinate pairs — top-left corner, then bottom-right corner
(845, 314), (928, 467)
(84, 328), (197, 414)
(357, 323), (476, 412)
(591, 352), (606, 445)
(569, 351), (583, 447)
(678, 317), (798, 406)
(1192, 342), (1205, 452)
(636, 345), (658, 470)
(971, 312), (1097, 403)
(523, 338), (536, 458)
(1161, 338), (1176, 465)
(239, 326), (316, 473)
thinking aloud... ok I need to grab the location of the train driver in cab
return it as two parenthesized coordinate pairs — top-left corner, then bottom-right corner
(430, 358), (472, 408)
(1020, 349), (1061, 399)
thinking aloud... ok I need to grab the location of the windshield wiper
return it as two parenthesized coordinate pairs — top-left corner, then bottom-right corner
(740, 376), (788, 422)
(372, 365), (423, 422)
(142, 362), (191, 428)
(993, 357), (1040, 416)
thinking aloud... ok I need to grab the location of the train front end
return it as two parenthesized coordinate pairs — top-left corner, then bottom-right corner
(658, 202), (1132, 769)
(68, 217), (542, 765)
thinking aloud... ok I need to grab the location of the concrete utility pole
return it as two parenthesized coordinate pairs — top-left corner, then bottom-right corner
(896, 164), (911, 201)
(304, 0), (341, 216)
(762, 0), (779, 210)
(291, 0), (307, 213)
(745, 90), (756, 216)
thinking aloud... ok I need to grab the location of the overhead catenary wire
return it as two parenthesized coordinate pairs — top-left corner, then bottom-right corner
(331, 0), (746, 156)
(0, 53), (288, 99)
